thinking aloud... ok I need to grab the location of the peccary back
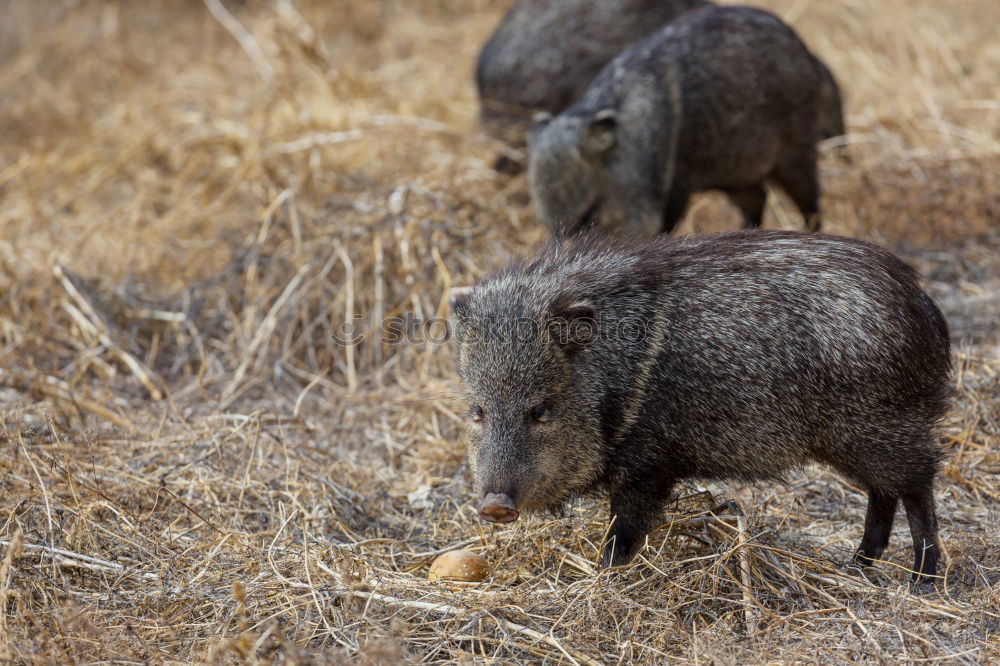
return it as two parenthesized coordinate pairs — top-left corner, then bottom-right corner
(451, 231), (951, 582)
(528, 5), (827, 236)
(477, 0), (844, 145)
(476, 0), (708, 135)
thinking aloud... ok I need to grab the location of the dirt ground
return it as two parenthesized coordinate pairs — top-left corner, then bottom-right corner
(0, 0), (997, 663)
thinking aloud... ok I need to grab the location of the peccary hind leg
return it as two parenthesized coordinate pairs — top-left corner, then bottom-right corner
(724, 183), (768, 229)
(601, 487), (669, 569)
(902, 483), (940, 583)
(854, 489), (898, 567)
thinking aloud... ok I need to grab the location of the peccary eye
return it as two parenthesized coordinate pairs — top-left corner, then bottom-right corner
(529, 403), (550, 422)
(469, 405), (484, 422)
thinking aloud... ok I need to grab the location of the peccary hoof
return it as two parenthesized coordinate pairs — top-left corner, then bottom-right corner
(479, 494), (519, 523)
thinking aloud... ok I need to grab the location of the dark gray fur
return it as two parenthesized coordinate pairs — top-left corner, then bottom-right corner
(450, 231), (952, 583)
(477, 0), (844, 143)
(528, 5), (828, 237)
(815, 60), (846, 141)
(476, 0), (708, 133)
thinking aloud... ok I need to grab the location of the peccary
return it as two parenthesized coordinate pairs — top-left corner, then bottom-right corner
(528, 5), (828, 237)
(476, 0), (845, 148)
(815, 62), (846, 142)
(450, 231), (952, 582)
(476, 0), (708, 134)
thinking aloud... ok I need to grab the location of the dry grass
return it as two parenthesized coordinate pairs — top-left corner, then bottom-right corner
(0, 0), (998, 662)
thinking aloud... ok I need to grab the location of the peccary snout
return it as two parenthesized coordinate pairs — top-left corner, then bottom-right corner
(478, 493), (520, 523)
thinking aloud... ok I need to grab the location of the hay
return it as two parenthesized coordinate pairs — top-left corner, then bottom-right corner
(0, 0), (997, 662)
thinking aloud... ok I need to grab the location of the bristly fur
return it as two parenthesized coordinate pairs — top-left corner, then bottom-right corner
(527, 5), (833, 237)
(451, 231), (953, 582)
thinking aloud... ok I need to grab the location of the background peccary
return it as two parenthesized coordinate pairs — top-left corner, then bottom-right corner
(450, 231), (952, 582)
(528, 5), (827, 237)
(815, 62), (846, 142)
(476, 0), (845, 151)
(476, 0), (708, 134)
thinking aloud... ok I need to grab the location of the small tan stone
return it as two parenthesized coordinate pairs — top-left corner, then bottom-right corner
(427, 550), (488, 583)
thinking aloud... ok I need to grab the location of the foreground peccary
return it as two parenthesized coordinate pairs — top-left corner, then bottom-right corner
(477, 0), (845, 152)
(528, 5), (827, 236)
(450, 231), (952, 582)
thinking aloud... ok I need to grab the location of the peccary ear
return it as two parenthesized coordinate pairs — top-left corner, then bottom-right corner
(549, 297), (597, 353)
(449, 286), (475, 342)
(448, 286), (474, 316)
(581, 109), (617, 156)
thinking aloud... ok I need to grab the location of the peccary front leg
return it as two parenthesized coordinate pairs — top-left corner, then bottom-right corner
(854, 489), (898, 567)
(902, 483), (940, 583)
(724, 184), (768, 229)
(600, 486), (669, 569)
